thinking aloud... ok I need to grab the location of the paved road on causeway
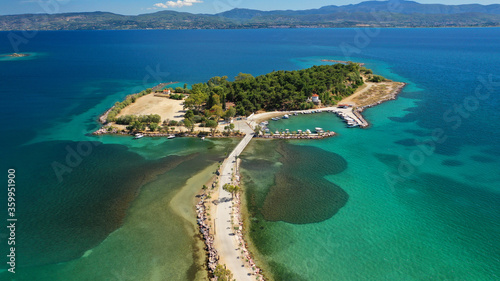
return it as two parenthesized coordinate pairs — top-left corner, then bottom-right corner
(214, 121), (254, 281)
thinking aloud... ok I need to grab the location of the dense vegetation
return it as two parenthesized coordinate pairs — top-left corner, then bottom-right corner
(185, 63), (364, 116)
(2, 1), (500, 31)
(104, 63), (375, 133)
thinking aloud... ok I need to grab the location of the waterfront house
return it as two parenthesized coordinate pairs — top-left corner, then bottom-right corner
(312, 94), (321, 104)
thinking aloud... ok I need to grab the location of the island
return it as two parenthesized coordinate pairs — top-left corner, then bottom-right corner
(92, 62), (405, 280)
(94, 62), (405, 138)
(0, 53), (30, 58)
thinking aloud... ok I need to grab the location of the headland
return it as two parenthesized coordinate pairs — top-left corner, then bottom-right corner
(92, 62), (405, 280)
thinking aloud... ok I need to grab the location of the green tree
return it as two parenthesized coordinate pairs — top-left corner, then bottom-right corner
(184, 88), (208, 111)
(127, 120), (144, 131)
(205, 119), (218, 135)
(224, 107), (236, 120)
(369, 75), (385, 83)
(210, 104), (224, 120)
(183, 118), (194, 132)
(149, 123), (159, 132)
(235, 72), (254, 81)
(184, 110), (195, 120)
(213, 265), (233, 281)
(254, 125), (262, 135)
(223, 184), (240, 199)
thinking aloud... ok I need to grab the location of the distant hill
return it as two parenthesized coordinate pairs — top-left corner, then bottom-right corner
(1, 1), (500, 31)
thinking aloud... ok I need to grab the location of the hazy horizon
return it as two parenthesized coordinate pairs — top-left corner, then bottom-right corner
(1, 0), (499, 17)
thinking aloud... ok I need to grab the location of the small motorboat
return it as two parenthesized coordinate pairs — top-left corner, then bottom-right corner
(201, 137), (205, 141)
(167, 134), (176, 139)
(134, 133), (144, 139)
(283, 114), (289, 119)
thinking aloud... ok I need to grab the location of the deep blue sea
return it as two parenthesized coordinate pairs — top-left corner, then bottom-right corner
(0, 28), (499, 280)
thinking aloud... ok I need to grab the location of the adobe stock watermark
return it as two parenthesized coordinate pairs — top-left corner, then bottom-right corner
(6, 169), (17, 274)
(51, 141), (101, 183)
(339, 0), (403, 60)
(384, 74), (500, 190)
(7, 0), (66, 53)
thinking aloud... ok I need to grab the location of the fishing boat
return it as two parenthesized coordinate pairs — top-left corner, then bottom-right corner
(134, 133), (144, 139)
(315, 127), (324, 133)
(283, 114), (289, 119)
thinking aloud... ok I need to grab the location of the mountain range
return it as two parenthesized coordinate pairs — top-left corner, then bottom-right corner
(1, 1), (499, 31)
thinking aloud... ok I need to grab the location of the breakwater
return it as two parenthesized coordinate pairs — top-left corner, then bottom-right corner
(256, 131), (336, 139)
(196, 195), (219, 274)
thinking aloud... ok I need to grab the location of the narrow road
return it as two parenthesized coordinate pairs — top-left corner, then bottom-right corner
(214, 121), (255, 281)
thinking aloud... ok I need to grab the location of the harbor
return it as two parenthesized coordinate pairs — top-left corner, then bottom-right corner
(247, 106), (370, 137)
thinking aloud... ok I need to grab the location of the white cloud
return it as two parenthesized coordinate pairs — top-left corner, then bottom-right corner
(154, 0), (203, 9)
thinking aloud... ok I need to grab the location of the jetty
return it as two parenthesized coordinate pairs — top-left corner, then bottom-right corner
(151, 81), (178, 92)
(322, 59), (365, 66)
(213, 121), (263, 281)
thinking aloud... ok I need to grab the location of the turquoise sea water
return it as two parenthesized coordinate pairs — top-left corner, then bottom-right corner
(1, 28), (499, 280)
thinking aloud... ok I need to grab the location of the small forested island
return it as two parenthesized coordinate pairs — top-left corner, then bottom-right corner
(95, 62), (405, 137)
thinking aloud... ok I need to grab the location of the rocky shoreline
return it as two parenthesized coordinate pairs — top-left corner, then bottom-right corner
(231, 191), (265, 280)
(353, 82), (407, 128)
(256, 131), (336, 139)
(196, 195), (219, 274)
(356, 82), (407, 112)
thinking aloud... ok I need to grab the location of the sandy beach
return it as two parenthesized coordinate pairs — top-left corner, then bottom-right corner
(117, 94), (186, 122)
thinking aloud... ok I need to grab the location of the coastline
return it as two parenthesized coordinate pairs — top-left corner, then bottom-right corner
(239, 175), (274, 281)
(96, 81), (179, 125)
(92, 75), (406, 280)
(170, 163), (219, 281)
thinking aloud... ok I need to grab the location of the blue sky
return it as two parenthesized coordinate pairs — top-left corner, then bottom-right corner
(1, 0), (498, 16)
